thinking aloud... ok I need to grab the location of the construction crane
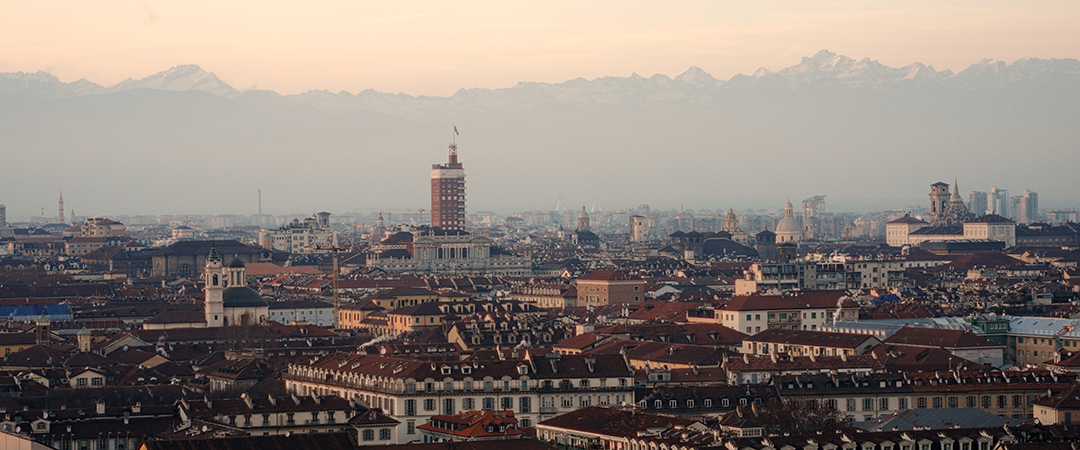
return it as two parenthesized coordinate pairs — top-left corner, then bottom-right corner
(356, 207), (427, 225)
(314, 244), (360, 331)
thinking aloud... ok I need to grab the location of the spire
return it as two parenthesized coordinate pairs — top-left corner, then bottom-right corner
(208, 244), (220, 262)
(58, 187), (65, 224)
(952, 178), (961, 200)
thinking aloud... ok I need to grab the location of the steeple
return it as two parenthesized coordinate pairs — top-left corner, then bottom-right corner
(952, 178), (961, 200)
(204, 248), (224, 327)
(58, 188), (65, 224)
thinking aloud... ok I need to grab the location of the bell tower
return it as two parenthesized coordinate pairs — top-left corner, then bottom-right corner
(204, 246), (224, 328)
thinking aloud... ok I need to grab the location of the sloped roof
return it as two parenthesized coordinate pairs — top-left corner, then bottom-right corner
(884, 326), (1001, 348)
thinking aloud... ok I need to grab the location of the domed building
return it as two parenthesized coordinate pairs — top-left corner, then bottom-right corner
(774, 201), (803, 244)
(210, 254), (269, 327)
(721, 209), (751, 245)
(142, 247), (269, 330)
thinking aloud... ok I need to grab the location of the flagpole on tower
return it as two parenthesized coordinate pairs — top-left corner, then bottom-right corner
(453, 123), (457, 145)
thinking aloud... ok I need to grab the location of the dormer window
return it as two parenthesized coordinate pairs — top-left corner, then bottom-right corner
(462, 366), (471, 375)
(518, 365), (528, 375)
(441, 366), (451, 375)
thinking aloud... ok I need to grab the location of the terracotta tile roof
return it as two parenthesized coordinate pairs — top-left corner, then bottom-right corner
(884, 326), (1002, 348)
(722, 291), (857, 311)
(577, 270), (639, 282)
(745, 328), (878, 349)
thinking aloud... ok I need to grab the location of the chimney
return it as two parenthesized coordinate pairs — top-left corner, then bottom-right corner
(95, 400), (105, 415)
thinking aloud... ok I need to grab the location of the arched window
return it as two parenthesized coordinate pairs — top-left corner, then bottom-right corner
(449, 248), (456, 259)
(437, 248), (443, 259)
(462, 248), (468, 259)
(212, 274), (218, 286)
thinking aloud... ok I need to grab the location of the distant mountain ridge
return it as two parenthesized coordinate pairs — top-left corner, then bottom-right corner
(3, 50), (1080, 116)
(2, 49), (1079, 216)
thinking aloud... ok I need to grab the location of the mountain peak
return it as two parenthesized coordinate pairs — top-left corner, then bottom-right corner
(105, 64), (240, 98)
(674, 66), (717, 85)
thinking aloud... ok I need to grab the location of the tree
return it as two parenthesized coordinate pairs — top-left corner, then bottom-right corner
(754, 398), (855, 436)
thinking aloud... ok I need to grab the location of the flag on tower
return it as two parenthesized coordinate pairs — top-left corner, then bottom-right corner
(454, 125), (459, 136)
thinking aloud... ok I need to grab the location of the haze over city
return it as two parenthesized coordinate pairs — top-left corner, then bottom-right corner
(2, 0), (1080, 220)
(7, 3), (1080, 449)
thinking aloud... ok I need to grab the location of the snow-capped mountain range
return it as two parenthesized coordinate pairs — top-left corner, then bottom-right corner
(2, 50), (1079, 217)
(3, 50), (1079, 117)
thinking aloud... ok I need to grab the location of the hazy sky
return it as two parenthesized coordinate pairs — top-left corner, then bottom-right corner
(3, 1), (1079, 96)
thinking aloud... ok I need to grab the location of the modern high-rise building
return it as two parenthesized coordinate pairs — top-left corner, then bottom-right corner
(990, 187), (1010, 218)
(969, 191), (988, 216)
(0, 204), (6, 226)
(1015, 190), (1039, 224)
(430, 143), (466, 230)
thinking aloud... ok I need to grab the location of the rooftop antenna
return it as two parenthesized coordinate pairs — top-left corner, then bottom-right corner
(257, 189), (262, 227)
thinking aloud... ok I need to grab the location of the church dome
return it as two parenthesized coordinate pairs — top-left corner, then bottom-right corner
(222, 286), (267, 307)
(228, 258), (246, 268)
(775, 200), (802, 243)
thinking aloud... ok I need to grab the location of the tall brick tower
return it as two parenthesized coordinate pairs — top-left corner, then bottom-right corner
(431, 144), (466, 230)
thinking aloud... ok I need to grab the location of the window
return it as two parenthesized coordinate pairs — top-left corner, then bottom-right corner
(670, 400), (677, 408)
(880, 398), (889, 410)
(917, 397), (926, 409)
(244, 415), (252, 427)
(463, 398), (475, 410)
(933, 397), (942, 409)
(286, 413), (295, 426)
(424, 398), (436, 411)
(502, 397), (514, 409)
(262, 414), (270, 426)
(484, 397), (495, 410)
(405, 399), (417, 416)
(721, 398), (729, 407)
(981, 396), (991, 409)
(561, 396), (573, 408)
(362, 429), (374, 441)
(92, 377), (103, 386)
(77, 378), (88, 386)
(655, 400), (662, 409)
(864, 398), (873, 411)
(847, 398), (856, 411)
(520, 397), (531, 413)
(580, 396), (591, 408)
(1013, 395), (1022, 408)
(746, 314), (752, 321)
(967, 396), (976, 408)
(379, 429), (391, 441)
(443, 398), (455, 415)
(949, 397), (958, 408)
